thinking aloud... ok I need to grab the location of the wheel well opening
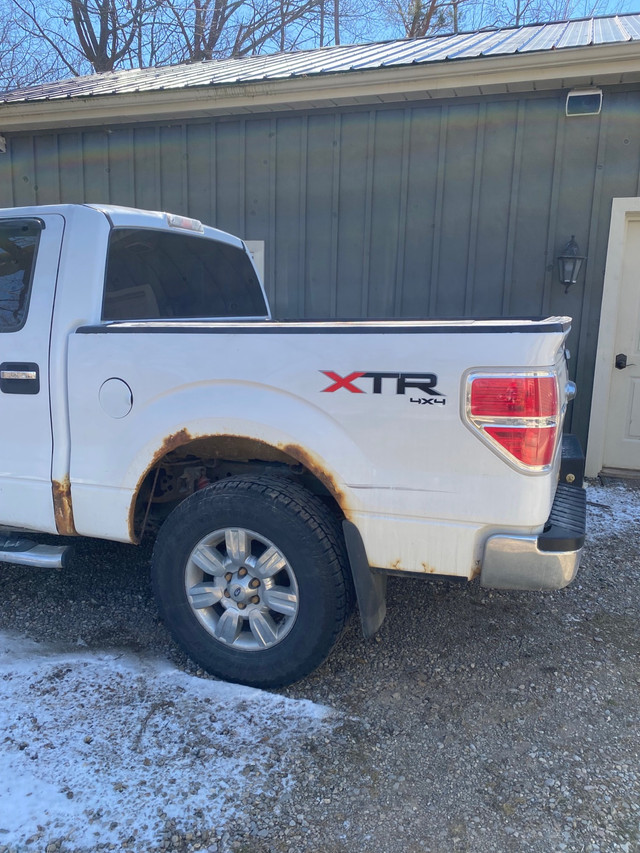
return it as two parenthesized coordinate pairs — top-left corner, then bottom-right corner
(130, 435), (346, 542)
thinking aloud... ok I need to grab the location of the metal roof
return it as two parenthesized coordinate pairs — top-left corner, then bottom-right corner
(2, 13), (640, 103)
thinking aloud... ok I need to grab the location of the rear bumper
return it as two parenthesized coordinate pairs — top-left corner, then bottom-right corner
(480, 482), (586, 591)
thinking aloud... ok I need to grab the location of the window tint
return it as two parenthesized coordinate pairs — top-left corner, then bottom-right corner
(102, 228), (267, 321)
(0, 219), (41, 332)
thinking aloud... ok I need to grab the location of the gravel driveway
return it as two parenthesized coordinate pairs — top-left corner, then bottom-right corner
(1, 478), (639, 853)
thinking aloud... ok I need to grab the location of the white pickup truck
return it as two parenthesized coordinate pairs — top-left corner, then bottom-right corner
(0, 203), (586, 687)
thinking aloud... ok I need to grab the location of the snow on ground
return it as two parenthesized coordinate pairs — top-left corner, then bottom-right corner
(0, 635), (334, 851)
(586, 479), (640, 538)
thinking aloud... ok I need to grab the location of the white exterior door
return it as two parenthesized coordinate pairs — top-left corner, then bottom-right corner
(587, 201), (640, 476)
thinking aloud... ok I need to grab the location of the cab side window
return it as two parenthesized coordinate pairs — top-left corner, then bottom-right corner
(0, 220), (41, 332)
(102, 228), (267, 321)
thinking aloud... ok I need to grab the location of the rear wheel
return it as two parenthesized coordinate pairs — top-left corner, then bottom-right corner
(151, 474), (352, 688)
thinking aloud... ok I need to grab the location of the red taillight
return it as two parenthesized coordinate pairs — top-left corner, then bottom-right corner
(470, 377), (557, 418)
(484, 426), (556, 467)
(466, 373), (561, 471)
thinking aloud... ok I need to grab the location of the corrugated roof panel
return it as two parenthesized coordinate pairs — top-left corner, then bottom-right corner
(368, 32), (477, 67)
(517, 21), (571, 52)
(447, 29), (521, 58)
(617, 13), (640, 39)
(2, 13), (640, 103)
(556, 18), (592, 47)
(594, 16), (629, 43)
(476, 27), (536, 55)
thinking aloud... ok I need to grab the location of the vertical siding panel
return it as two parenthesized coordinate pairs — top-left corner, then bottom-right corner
(296, 116), (307, 319)
(436, 103), (478, 317)
(473, 100), (518, 317)
(268, 118), (277, 311)
(540, 107), (566, 318)
(511, 96), (561, 316)
(11, 137), (37, 207)
(368, 109), (404, 317)
(215, 121), (243, 237)
(304, 114), (335, 317)
(186, 124), (211, 223)
(0, 139), (15, 206)
(244, 119), (272, 302)
(274, 116), (303, 319)
(393, 109), (411, 316)
(34, 135), (59, 204)
(429, 108), (448, 316)
(133, 127), (160, 210)
(360, 112), (376, 316)
(58, 133), (84, 202)
(402, 105), (442, 318)
(82, 131), (109, 203)
(329, 114), (341, 318)
(244, 119), (271, 240)
(160, 125), (185, 213)
(501, 100), (526, 315)
(108, 129), (135, 207)
(464, 102), (486, 316)
(335, 112), (368, 318)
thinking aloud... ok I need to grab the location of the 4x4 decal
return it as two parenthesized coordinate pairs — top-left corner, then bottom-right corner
(321, 371), (445, 401)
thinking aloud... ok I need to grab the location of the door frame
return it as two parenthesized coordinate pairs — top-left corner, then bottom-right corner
(585, 197), (640, 477)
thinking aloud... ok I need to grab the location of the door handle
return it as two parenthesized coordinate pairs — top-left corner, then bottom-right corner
(0, 362), (40, 394)
(615, 353), (627, 370)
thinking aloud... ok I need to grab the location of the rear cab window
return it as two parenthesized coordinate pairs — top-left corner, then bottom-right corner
(0, 219), (42, 331)
(102, 228), (267, 321)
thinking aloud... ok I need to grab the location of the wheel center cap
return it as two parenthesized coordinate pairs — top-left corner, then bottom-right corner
(229, 578), (251, 603)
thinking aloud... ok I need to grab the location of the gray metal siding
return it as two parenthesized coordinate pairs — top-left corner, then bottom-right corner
(2, 86), (640, 446)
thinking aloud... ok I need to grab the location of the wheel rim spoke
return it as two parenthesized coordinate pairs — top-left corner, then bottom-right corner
(215, 609), (243, 645)
(191, 545), (227, 577)
(225, 529), (250, 565)
(252, 545), (287, 579)
(262, 586), (298, 617)
(187, 526), (299, 652)
(187, 582), (223, 609)
(249, 610), (279, 648)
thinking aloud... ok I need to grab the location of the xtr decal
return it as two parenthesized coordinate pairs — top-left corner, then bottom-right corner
(321, 371), (445, 401)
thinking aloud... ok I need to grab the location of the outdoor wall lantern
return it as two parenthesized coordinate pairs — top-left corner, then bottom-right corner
(557, 236), (586, 293)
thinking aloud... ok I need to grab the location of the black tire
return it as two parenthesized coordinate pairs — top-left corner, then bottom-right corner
(151, 474), (353, 688)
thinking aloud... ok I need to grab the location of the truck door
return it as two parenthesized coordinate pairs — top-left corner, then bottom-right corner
(0, 213), (64, 533)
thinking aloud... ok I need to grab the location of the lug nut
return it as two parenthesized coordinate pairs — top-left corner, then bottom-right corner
(224, 589), (230, 598)
(238, 568), (248, 578)
(225, 572), (233, 582)
(249, 578), (260, 589)
(250, 596), (260, 605)
(237, 602), (247, 610)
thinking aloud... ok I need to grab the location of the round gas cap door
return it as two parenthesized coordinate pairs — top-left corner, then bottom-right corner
(99, 378), (133, 419)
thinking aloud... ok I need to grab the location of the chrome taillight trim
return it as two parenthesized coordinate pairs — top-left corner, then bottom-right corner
(462, 369), (563, 475)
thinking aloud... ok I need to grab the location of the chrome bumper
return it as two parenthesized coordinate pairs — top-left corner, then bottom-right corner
(481, 535), (581, 590)
(480, 482), (586, 591)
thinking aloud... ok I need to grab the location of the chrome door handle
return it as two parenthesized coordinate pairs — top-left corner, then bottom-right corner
(0, 362), (40, 394)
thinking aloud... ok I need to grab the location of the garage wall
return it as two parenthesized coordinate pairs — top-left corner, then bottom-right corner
(1, 86), (640, 444)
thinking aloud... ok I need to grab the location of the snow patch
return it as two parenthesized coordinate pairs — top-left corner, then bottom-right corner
(0, 636), (333, 851)
(586, 481), (640, 538)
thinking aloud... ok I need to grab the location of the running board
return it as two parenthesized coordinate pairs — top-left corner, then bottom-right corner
(0, 536), (70, 569)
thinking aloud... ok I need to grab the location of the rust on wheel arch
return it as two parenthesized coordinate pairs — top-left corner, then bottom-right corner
(52, 477), (78, 536)
(128, 428), (193, 542)
(279, 442), (353, 521)
(127, 431), (352, 543)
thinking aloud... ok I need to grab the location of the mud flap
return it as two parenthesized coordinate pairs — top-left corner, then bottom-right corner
(342, 520), (387, 639)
